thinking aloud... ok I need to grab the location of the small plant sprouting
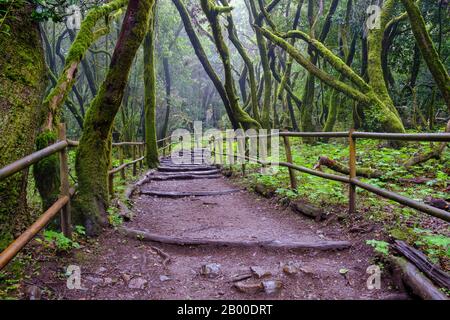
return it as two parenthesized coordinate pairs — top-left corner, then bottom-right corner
(366, 239), (390, 256)
(40, 230), (80, 252)
(107, 206), (123, 227)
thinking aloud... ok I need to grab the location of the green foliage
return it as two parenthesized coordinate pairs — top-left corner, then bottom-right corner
(107, 206), (123, 227)
(413, 228), (450, 262)
(366, 240), (390, 256)
(39, 230), (80, 251)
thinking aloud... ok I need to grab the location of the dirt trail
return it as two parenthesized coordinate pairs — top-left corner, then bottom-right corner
(22, 152), (407, 300)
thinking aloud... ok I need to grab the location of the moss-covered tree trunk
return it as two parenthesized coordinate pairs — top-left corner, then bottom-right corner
(33, 0), (128, 211)
(172, 0), (239, 129)
(144, 4), (159, 168)
(74, 0), (154, 236)
(200, 0), (260, 130)
(0, 3), (47, 248)
(257, 27), (405, 133)
(159, 56), (171, 142)
(400, 0), (449, 112)
(220, 0), (261, 124)
(248, 0), (272, 128)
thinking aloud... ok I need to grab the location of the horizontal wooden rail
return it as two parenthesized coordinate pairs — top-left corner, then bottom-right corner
(113, 141), (145, 146)
(157, 136), (171, 143)
(279, 131), (349, 138)
(351, 132), (450, 142)
(0, 140), (68, 180)
(212, 129), (450, 223)
(109, 156), (144, 175)
(246, 131), (450, 141)
(352, 178), (450, 222)
(67, 140), (145, 147)
(0, 188), (75, 271)
(0, 132), (162, 271)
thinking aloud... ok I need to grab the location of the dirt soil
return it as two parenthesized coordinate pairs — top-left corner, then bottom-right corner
(16, 156), (409, 300)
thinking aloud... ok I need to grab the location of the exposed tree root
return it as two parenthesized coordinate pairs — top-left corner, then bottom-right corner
(157, 166), (217, 172)
(313, 156), (382, 178)
(139, 189), (241, 198)
(148, 174), (222, 181)
(119, 227), (352, 251)
(124, 169), (156, 200)
(403, 120), (450, 168)
(148, 245), (171, 267)
(157, 169), (221, 175)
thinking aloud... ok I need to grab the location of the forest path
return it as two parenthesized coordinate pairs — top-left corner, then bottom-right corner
(29, 150), (406, 299)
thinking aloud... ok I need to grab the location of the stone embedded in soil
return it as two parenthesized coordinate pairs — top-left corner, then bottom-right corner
(96, 267), (107, 274)
(201, 263), (221, 278)
(299, 265), (315, 275)
(233, 280), (263, 294)
(25, 285), (41, 300)
(128, 277), (147, 289)
(86, 276), (103, 284)
(250, 266), (272, 278)
(282, 262), (299, 275)
(262, 280), (283, 294)
(160, 275), (171, 282)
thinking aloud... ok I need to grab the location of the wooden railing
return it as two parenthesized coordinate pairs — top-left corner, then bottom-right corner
(209, 130), (450, 223)
(0, 125), (171, 270)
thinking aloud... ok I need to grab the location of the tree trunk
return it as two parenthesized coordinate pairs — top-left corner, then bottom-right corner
(74, 0), (154, 236)
(200, 0), (260, 130)
(34, 0), (127, 211)
(0, 3), (47, 248)
(172, 0), (239, 129)
(401, 0), (450, 112)
(159, 56), (171, 142)
(144, 6), (159, 169)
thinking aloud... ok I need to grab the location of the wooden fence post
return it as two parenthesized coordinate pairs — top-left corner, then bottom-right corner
(140, 144), (144, 169)
(282, 133), (297, 190)
(58, 123), (72, 238)
(348, 129), (356, 214)
(109, 173), (114, 196)
(132, 144), (137, 176)
(119, 146), (125, 180)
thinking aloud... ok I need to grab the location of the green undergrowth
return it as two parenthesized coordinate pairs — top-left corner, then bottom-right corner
(224, 131), (449, 269)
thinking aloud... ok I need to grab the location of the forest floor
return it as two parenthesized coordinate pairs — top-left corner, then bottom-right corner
(1, 153), (412, 300)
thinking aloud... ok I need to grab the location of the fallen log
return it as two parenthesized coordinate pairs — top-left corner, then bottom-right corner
(140, 189), (241, 198)
(388, 255), (448, 300)
(393, 240), (450, 290)
(404, 120), (449, 168)
(313, 156), (382, 178)
(254, 183), (276, 198)
(148, 174), (222, 181)
(290, 200), (326, 221)
(119, 227), (352, 251)
(424, 197), (450, 211)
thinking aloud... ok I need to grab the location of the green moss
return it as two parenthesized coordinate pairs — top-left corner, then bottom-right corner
(400, 0), (450, 111)
(201, 0), (261, 130)
(143, 5), (159, 169)
(74, 0), (154, 236)
(33, 130), (60, 210)
(42, 0), (127, 127)
(0, 4), (46, 248)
